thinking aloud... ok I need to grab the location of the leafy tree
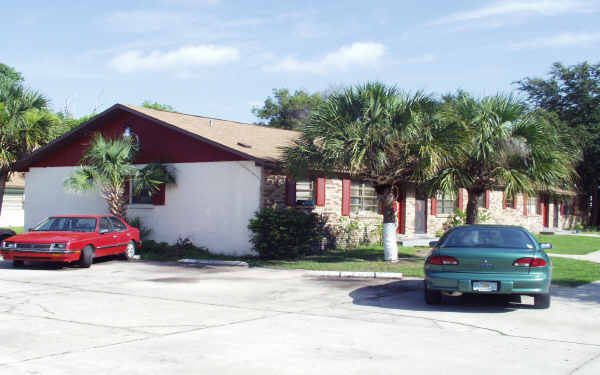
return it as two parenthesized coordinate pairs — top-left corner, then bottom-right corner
(64, 134), (175, 218)
(432, 92), (577, 224)
(516, 62), (600, 224)
(0, 75), (53, 216)
(283, 82), (454, 261)
(0, 63), (23, 82)
(252, 88), (323, 130)
(142, 100), (176, 112)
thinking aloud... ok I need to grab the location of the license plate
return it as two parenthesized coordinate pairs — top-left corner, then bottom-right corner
(472, 281), (498, 292)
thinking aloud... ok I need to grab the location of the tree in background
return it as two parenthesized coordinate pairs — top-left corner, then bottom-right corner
(64, 134), (175, 218)
(0, 63), (23, 83)
(142, 100), (176, 112)
(516, 62), (600, 225)
(0, 69), (56, 216)
(283, 82), (456, 261)
(431, 92), (578, 224)
(252, 88), (323, 130)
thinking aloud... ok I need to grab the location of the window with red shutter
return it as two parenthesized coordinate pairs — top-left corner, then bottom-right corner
(341, 179), (351, 216)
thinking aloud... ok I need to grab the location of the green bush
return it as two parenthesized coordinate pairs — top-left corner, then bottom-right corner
(138, 238), (211, 261)
(248, 208), (327, 259)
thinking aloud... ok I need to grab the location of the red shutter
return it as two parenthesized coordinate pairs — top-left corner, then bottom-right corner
(538, 195), (544, 215)
(485, 190), (490, 209)
(457, 189), (464, 211)
(341, 179), (351, 216)
(152, 184), (166, 206)
(512, 196), (517, 209)
(430, 197), (437, 215)
(523, 194), (528, 216)
(398, 191), (406, 234)
(503, 192), (507, 209)
(123, 179), (130, 205)
(315, 178), (326, 206)
(560, 201), (565, 215)
(286, 177), (296, 207)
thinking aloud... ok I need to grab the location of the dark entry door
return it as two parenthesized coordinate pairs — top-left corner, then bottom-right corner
(553, 200), (559, 228)
(542, 197), (549, 228)
(415, 194), (427, 234)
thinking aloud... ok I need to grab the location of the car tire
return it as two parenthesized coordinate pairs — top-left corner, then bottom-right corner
(424, 287), (442, 305)
(79, 246), (94, 268)
(13, 260), (24, 268)
(122, 241), (136, 261)
(534, 292), (551, 309)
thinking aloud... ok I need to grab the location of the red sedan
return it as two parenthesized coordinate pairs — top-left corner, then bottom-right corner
(0, 215), (141, 268)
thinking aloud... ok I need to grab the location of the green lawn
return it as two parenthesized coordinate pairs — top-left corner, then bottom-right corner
(535, 234), (600, 255)
(551, 257), (600, 287)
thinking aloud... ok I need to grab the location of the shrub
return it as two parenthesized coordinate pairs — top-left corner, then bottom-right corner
(137, 238), (211, 261)
(248, 208), (327, 259)
(127, 216), (153, 241)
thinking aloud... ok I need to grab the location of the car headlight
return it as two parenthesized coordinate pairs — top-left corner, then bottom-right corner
(50, 243), (67, 250)
(2, 242), (16, 249)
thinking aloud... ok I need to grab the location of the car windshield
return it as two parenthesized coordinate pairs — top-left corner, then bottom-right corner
(440, 227), (535, 249)
(33, 217), (97, 233)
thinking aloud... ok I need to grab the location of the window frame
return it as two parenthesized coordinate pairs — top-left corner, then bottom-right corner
(295, 180), (315, 206)
(350, 182), (378, 213)
(98, 217), (114, 233)
(527, 196), (539, 216)
(108, 216), (127, 232)
(436, 191), (457, 215)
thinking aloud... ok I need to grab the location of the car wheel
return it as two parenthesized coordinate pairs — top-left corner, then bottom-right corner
(534, 292), (551, 309)
(13, 260), (24, 268)
(424, 287), (442, 305)
(79, 246), (94, 268)
(122, 241), (136, 261)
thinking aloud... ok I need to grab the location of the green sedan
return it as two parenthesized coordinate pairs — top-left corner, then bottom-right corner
(424, 225), (552, 309)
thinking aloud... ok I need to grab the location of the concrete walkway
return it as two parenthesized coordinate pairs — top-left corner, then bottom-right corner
(548, 250), (600, 263)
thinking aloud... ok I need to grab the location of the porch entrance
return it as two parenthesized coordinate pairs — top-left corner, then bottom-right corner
(415, 193), (427, 234)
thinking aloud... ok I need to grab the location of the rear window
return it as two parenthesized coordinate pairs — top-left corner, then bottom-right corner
(440, 227), (535, 249)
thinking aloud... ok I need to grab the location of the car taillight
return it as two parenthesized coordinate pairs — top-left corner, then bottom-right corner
(513, 257), (547, 267)
(428, 256), (459, 265)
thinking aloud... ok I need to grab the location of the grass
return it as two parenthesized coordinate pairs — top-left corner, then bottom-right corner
(1, 226), (24, 234)
(534, 234), (600, 255)
(551, 257), (600, 287)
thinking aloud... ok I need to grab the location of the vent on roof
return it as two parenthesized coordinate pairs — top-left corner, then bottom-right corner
(237, 142), (252, 149)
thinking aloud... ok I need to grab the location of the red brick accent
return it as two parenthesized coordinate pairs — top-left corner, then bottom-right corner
(485, 190), (490, 209)
(523, 194), (528, 216)
(315, 178), (326, 206)
(457, 189), (464, 211)
(430, 197), (437, 215)
(341, 179), (351, 216)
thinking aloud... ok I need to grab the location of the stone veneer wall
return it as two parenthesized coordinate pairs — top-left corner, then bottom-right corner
(261, 170), (584, 243)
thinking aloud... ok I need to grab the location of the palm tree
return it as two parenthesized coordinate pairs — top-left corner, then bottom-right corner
(432, 92), (578, 224)
(64, 134), (175, 218)
(0, 77), (52, 215)
(283, 82), (457, 261)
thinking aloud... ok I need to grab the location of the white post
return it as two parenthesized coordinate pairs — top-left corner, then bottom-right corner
(383, 222), (398, 262)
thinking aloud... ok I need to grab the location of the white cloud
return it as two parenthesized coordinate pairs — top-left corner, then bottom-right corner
(109, 45), (240, 73)
(511, 31), (600, 49)
(266, 42), (386, 74)
(432, 0), (597, 24)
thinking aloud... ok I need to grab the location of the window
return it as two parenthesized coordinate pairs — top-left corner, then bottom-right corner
(99, 217), (112, 233)
(131, 180), (153, 205)
(503, 194), (516, 209)
(440, 227), (535, 249)
(436, 191), (456, 214)
(350, 182), (377, 213)
(527, 196), (539, 215)
(109, 217), (127, 231)
(295, 181), (314, 205)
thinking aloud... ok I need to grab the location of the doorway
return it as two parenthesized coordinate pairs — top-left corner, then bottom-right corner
(553, 199), (559, 228)
(415, 193), (427, 234)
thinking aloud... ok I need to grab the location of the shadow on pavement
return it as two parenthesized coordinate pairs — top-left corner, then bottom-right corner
(552, 282), (600, 304)
(0, 255), (128, 271)
(349, 279), (537, 313)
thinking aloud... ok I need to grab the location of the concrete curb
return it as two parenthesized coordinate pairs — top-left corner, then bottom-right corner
(178, 259), (249, 267)
(305, 270), (403, 279)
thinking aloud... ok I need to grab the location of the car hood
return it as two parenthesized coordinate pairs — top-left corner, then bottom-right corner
(3, 232), (95, 243)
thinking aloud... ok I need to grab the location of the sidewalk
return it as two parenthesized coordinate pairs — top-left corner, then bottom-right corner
(548, 250), (600, 264)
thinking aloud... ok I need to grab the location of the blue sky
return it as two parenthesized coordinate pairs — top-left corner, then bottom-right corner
(2, 0), (599, 123)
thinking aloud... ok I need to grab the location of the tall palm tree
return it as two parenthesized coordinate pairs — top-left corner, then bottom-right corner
(283, 82), (457, 261)
(432, 92), (578, 224)
(64, 134), (175, 218)
(0, 77), (52, 215)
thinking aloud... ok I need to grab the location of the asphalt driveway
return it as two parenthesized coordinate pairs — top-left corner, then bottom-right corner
(0, 259), (598, 374)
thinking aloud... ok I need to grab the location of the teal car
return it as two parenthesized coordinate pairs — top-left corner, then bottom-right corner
(424, 225), (552, 309)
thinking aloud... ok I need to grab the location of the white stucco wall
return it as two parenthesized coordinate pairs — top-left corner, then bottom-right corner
(0, 192), (25, 227)
(24, 161), (262, 255)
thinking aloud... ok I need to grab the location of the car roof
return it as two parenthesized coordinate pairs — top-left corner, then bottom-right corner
(49, 215), (111, 218)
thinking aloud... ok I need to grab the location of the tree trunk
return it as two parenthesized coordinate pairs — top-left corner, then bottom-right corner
(465, 189), (481, 225)
(377, 185), (397, 262)
(0, 169), (9, 218)
(103, 184), (128, 219)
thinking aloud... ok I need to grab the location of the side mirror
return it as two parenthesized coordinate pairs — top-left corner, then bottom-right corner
(99, 229), (109, 234)
(429, 241), (438, 248)
(28, 228), (33, 232)
(540, 243), (552, 250)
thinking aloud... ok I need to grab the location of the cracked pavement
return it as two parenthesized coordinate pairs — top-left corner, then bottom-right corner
(0, 259), (598, 374)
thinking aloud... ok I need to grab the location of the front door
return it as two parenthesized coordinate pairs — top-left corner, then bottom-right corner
(415, 194), (427, 234)
(553, 200), (559, 228)
(397, 190), (406, 234)
(542, 197), (549, 228)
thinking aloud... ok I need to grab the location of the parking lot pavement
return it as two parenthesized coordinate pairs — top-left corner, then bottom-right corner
(0, 259), (599, 375)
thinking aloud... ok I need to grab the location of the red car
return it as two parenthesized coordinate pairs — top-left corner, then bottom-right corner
(1, 215), (141, 268)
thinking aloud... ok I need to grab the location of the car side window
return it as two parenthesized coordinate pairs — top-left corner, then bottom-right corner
(108, 217), (127, 232)
(99, 217), (113, 233)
